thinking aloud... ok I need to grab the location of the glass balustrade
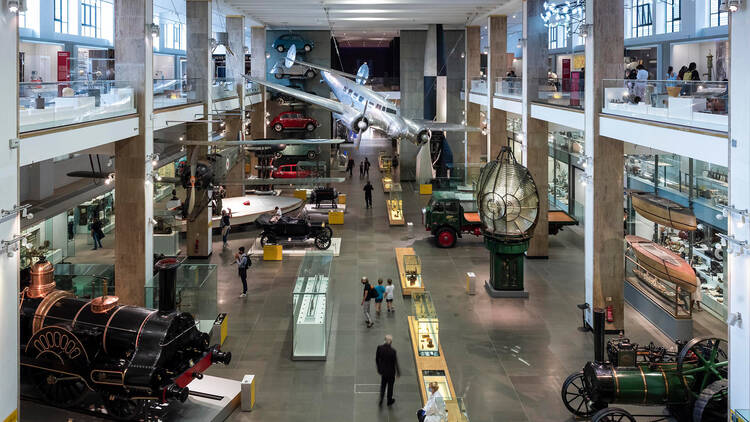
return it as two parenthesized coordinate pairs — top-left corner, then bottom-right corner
(469, 77), (488, 95)
(19, 80), (136, 132)
(531, 77), (585, 109)
(602, 79), (728, 132)
(153, 78), (202, 109)
(212, 77), (238, 100)
(495, 76), (522, 99)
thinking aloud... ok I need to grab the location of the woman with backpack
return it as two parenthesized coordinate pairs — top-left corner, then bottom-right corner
(361, 277), (375, 327)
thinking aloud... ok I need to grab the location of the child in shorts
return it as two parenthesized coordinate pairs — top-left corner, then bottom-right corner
(385, 278), (395, 312)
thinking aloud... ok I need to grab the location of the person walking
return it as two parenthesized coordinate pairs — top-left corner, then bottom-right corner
(220, 209), (231, 248)
(361, 277), (375, 327)
(376, 334), (400, 407)
(359, 161), (364, 178)
(363, 180), (374, 209)
(385, 278), (395, 312)
(346, 157), (354, 177)
(418, 382), (448, 422)
(90, 217), (104, 250)
(374, 278), (386, 314)
(364, 157), (371, 177)
(235, 246), (250, 298)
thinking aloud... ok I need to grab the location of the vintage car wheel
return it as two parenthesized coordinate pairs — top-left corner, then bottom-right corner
(315, 234), (332, 250)
(436, 227), (457, 248)
(323, 226), (333, 238)
(693, 379), (727, 422)
(305, 69), (315, 78)
(561, 372), (603, 418)
(592, 408), (636, 422)
(676, 336), (728, 400)
(303, 44), (312, 52)
(306, 150), (318, 160)
(260, 232), (275, 246)
(273, 123), (284, 133)
(306, 123), (316, 132)
(276, 44), (285, 52)
(274, 73), (283, 79)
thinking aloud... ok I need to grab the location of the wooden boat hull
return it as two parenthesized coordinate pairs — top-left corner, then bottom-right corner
(630, 192), (696, 231)
(626, 235), (697, 293)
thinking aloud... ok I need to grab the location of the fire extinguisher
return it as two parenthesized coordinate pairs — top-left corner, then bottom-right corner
(606, 305), (614, 323)
(194, 238), (199, 254)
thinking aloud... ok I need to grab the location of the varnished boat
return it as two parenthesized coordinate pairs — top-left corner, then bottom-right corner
(626, 235), (697, 292)
(630, 191), (696, 231)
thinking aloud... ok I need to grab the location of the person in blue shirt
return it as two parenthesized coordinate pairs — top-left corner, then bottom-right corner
(374, 278), (387, 314)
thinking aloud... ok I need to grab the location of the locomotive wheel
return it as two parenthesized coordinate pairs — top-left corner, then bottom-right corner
(561, 372), (604, 418)
(315, 233), (331, 250)
(692, 379), (728, 422)
(105, 396), (148, 421)
(592, 407), (636, 422)
(677, 336), (728, 399)
(30, 368), (88, 408)
(436, 227), (457, 248)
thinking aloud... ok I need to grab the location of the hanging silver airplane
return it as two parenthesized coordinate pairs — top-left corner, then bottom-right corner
(243, 45), (478, 147)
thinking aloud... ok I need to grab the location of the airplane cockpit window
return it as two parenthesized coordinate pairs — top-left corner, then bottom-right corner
(385, 108), (397, 114)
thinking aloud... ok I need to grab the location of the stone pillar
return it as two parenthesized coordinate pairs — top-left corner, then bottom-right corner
(486, 15), (507, 160)
(224, 15), (245, 197)
(728, 5), (750, 411)
(523, 1), (550, 258)
(445, 30), (466, 177)
(583, 0), (625, 331)
(113, 0), (154, 305)
(399, 29), (426, 181)
(465, 26), (482, 180)
(0, 7), (19, 421)
(250, 26), (266, 140)
(185, 0), (212, 258)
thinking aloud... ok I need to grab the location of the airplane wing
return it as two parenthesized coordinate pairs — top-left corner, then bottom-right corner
(412, 120), (483, 133)
(242, 75), (347, 115)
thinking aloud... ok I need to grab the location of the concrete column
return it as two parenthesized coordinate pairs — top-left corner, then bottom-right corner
(465, 26), (482, 178)
(728, 6), (750, 411)
(250, 26), (266, 140)
(523, 1), (550, 258)
(399, 29), (426, 181)
(444, 30), (466, 177)
(113, 0), (154, 305)
(224, 15), (245, 197)
(583, 0), (625, 331)
(0, 6), (19, 421)
(417, 24), (446, 183)
(486, 15), (508, 160)
(185, 0), (212, 258)
(23, 161), (54, 201)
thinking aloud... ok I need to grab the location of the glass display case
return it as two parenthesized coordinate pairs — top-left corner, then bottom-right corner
(292, 251), (333, 360)
(145, 263), (218, 331)
(388, 184), (404, 223)
(412, 292), (439, 357)
(402, 254), (423, 289)
(422, 370), (453, 400)
(53, 263), (115, 298)
(624, 253), (692, 319)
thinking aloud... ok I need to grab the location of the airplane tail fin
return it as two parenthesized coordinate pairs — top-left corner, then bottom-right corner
(356, 63), (369, 85)
(285, 44), (297, 68)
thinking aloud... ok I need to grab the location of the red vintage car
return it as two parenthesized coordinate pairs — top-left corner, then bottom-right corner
(272, 163), (313, 179)
(269, 111), (318, 133)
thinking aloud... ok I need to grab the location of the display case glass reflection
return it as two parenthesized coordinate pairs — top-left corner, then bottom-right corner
(291, 251), (333, 359)
(388, 183), (403, 220)
(412, 292), (439, 357)
(422, 370), (453, 400)
(402, 254), (422, 289)
(624, 252), (692, 319)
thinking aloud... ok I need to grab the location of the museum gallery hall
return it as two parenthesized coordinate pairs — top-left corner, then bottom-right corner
(1, 0), (749, 420)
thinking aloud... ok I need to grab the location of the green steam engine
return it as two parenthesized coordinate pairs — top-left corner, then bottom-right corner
(562, 334), (728, 422)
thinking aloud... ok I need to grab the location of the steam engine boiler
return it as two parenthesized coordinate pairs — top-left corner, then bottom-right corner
(19, 258), (231, 420)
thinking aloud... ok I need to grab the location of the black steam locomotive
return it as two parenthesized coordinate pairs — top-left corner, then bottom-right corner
(19, 258), (231, 420)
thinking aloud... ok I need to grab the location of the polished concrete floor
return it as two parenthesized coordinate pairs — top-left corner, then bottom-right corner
(21, 140), (726, 422)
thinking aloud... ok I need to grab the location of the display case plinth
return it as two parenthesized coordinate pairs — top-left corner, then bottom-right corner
(484, 281), (529, 298)
(625, 278), (693, 340)
(250, 237), (341, 256)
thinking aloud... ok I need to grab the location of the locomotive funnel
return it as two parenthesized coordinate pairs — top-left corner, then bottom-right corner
(155, 257), (181, 313)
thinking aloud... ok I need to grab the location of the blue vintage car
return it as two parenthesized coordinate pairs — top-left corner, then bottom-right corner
(272, 33), (314, 53)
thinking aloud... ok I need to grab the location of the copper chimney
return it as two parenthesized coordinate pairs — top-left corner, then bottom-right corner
(28, 259), (56, 298)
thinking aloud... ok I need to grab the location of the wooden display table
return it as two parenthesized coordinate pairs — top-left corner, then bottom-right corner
(395, 247), (425, 296)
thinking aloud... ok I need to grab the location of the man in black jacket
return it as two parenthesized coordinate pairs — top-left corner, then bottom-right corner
(376, 334), (400, 406)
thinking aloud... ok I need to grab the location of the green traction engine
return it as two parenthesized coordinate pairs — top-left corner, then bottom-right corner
(562, 336), (728, 422)
(476, 147), (539, 296)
